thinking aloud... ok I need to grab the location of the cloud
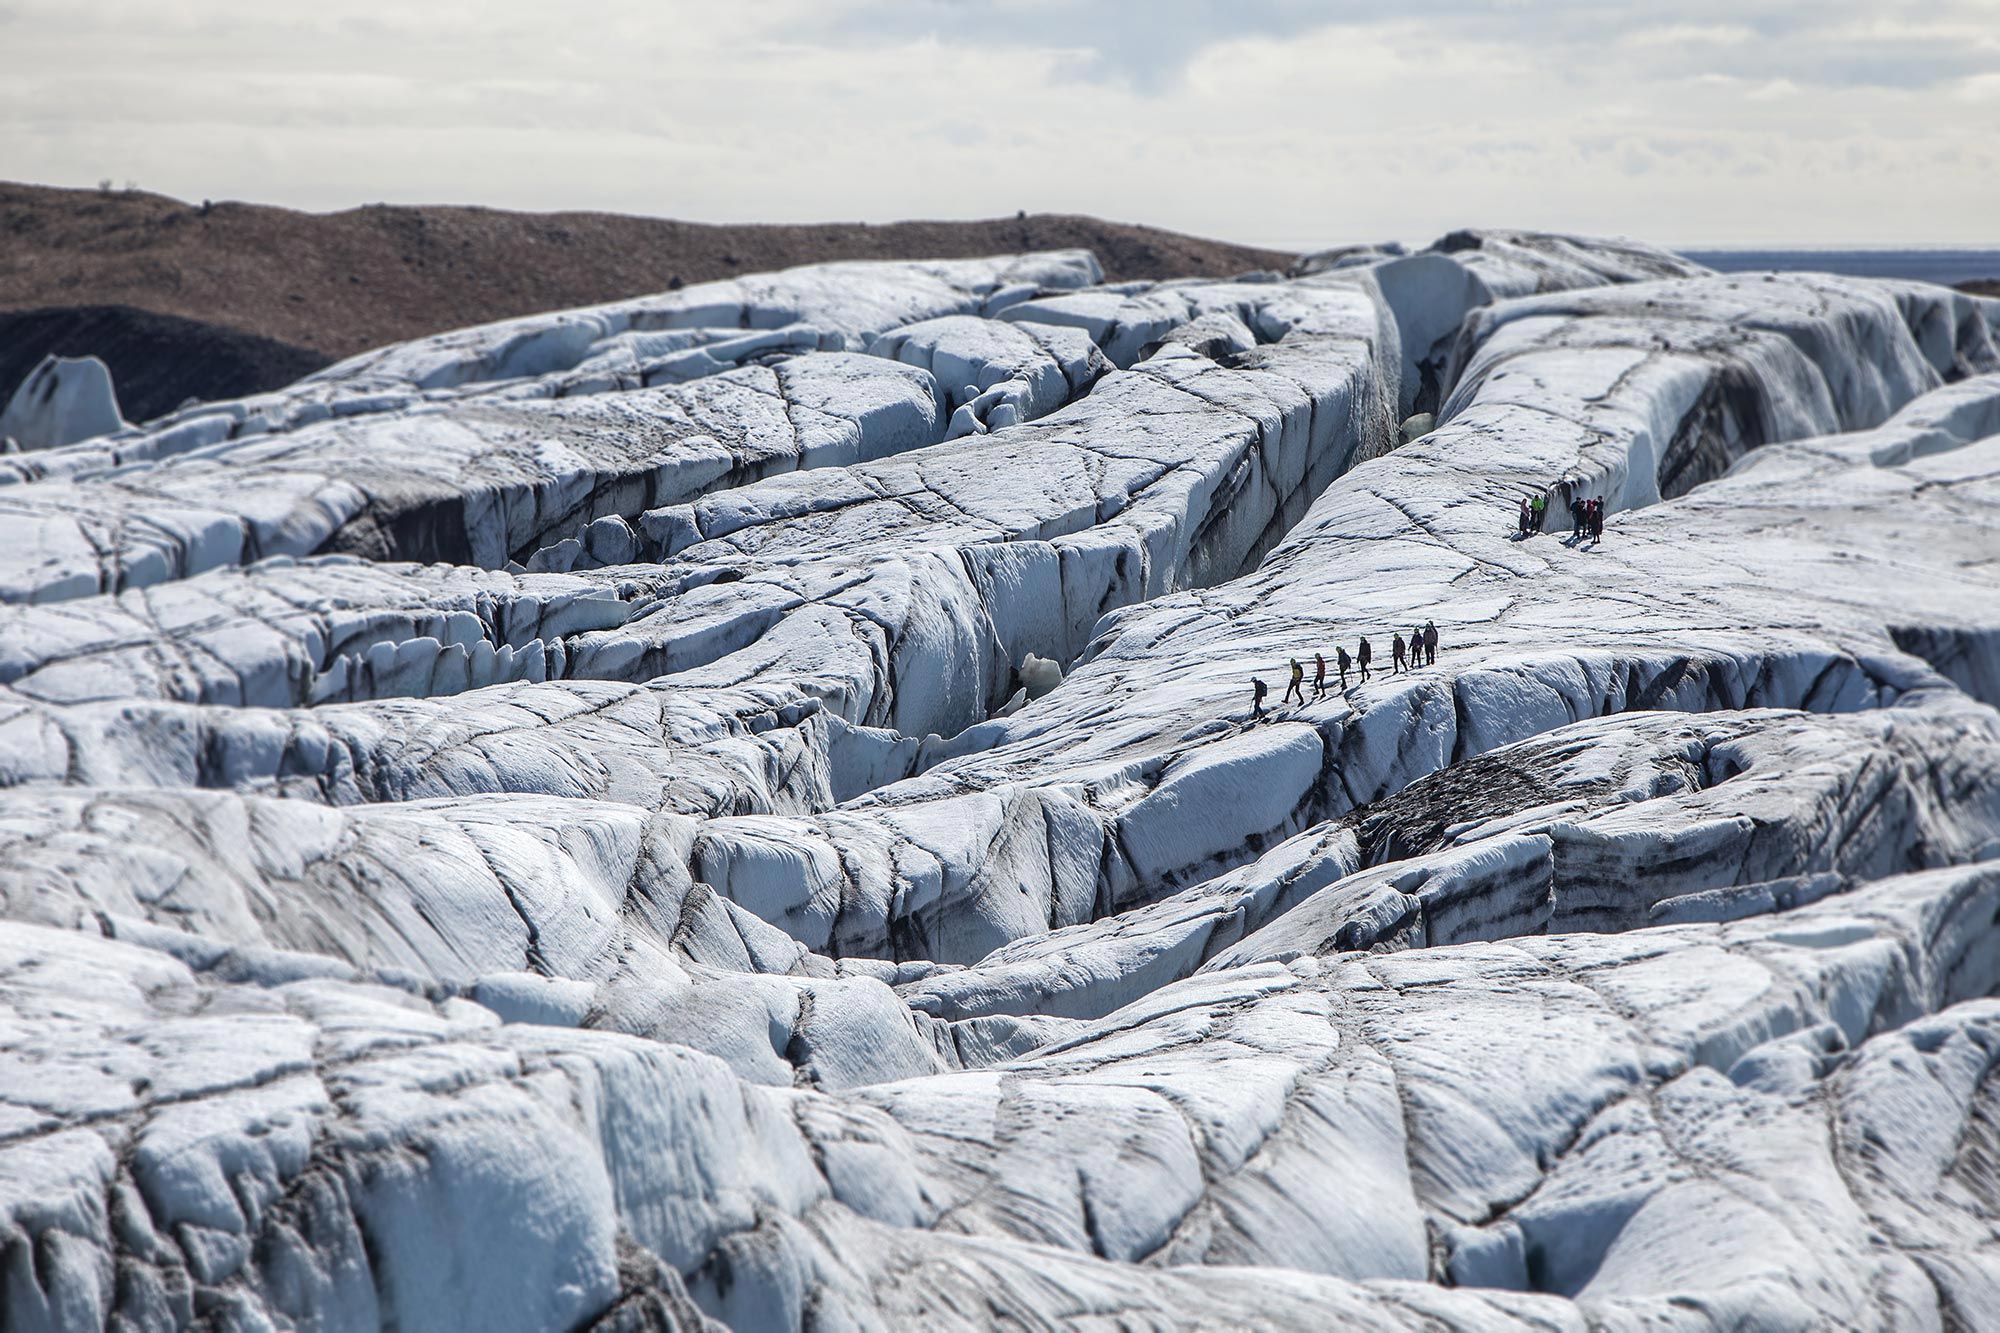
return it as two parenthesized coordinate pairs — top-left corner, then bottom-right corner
(810, 0), (1358, 89)
(0, 0), (1993, 246)
(816, 0), (2000, 94)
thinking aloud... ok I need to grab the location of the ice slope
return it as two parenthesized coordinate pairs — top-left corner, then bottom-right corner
(0, 354), (950, 605)
(891, 370), (1999, 958)
(582, 287), (2000, 965)
(0, 558), (652, 706)
(1297, 228), (1714, 414)
(3, 235), (2000, 1331)
(5, 860), (1999, 1328)
(0, 279), (1402, 820)
(902, 697), (2000, 1023)
(0, 251), (1101, 487)
(865, 315), (1109, 438)
(0, 242), (1731, 826)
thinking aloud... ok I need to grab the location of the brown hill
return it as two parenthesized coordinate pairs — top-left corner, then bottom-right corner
(0, 182), (1294, 368)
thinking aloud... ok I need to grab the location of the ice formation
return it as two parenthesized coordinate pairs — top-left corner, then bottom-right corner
(2, 234), (1999, 1331)
(0, 355), (125, 453)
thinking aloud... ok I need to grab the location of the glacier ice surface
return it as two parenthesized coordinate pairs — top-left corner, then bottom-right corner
(3, 230), (2000, 1330)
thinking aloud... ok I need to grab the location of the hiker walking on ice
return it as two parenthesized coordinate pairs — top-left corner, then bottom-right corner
(1357, 636), (1373, 683)
(1336, 644), (1352, 691)
(1392, 633), (1408, 674)
(1251, 676), (1268, 719)
(1313, 653), (1327, 697)
(1285, 657), (1306, 706)
(1423, 621), (1438, 667)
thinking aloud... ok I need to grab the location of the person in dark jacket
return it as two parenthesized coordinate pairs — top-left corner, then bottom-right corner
(1335, 645), (1352, 690)
(1313, 653), (1328, 697)
(1357, 636), (1373, 683)
(1251, 676), (1268, 719)
(1423, 621), (1438, 666)
(1392, 632), (1408, 674)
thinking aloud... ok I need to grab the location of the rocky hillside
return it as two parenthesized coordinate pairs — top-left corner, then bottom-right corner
(0, 180), (1290, 372)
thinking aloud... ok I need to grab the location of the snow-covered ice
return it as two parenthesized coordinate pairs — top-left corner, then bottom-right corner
(0, 356), (125, 453)
(3, 230), (2000, 1330)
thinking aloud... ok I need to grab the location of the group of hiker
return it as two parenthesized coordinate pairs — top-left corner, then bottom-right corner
(1566, 495), (1606, 544)
(1245, 483), (1614, 718)
(1516, 490), (1607, 544)
(1242, 483), (1615, 718)
(1252, 622), (1438, 718)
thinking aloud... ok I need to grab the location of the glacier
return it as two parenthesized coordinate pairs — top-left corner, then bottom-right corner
(0, 356), (126, 454)
(1, 231), (1999, 1331)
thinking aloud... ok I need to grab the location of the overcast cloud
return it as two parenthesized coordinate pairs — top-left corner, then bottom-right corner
(1, 0), (1995, 249)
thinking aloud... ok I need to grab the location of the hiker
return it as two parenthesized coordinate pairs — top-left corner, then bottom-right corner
(1392, 633), (1408, 674)
(1568, 496), (1585, 543)
(1335, 644), (1352, 690)
(1357, 636), (1373, 683)
(1531, 493), (1547, 530)
(1517, 497), (1533, 537)
(1423, 620), (1438, 666)
(1252, 676), (1268, 719)
(1313, 652), (1328, 697)
(1592, 497), (1606, 542)
(1410, 627), (1426, 669)
(1285, 657), (1306, 706)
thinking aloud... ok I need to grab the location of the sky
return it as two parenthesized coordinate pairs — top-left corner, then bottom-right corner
(2, 0), (1996, 251)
